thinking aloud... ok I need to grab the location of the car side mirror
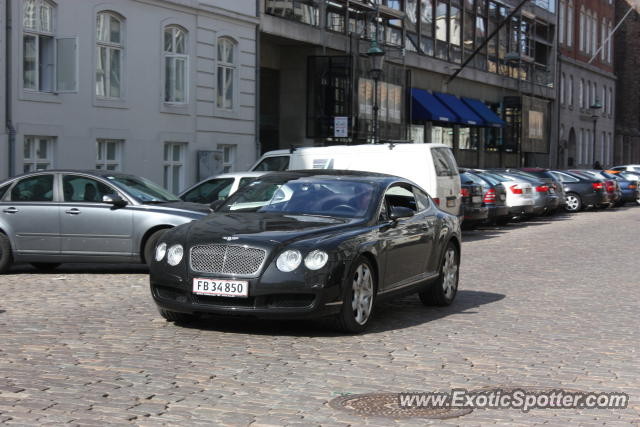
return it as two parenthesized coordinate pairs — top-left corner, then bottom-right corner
(103, 194), (127, 207)
(389, 206), (414, 221)
(209, 199), (224, 212)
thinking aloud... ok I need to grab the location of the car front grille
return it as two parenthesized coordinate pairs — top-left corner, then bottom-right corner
(190, 244), (266, 276)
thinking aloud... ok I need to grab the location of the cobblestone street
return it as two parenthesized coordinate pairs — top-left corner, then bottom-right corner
(1, 207), (639, 426)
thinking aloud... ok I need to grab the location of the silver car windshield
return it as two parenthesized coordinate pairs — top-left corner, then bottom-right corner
(106, 175), (180, 203)
(219, 178), (376, 218)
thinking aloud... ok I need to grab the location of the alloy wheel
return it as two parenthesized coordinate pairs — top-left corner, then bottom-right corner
(351, 263), (374, 325)
(565, 195), (580, 211)
(442, 248), (459, 299)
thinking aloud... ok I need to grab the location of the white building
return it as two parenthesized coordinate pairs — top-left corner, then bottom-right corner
(0, 0), (258, 193)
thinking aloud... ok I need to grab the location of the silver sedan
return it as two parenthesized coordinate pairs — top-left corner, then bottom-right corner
(0, 170), (209, 273)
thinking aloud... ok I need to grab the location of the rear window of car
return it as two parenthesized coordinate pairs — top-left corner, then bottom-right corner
(181, 178), (234, 204)
(253, 156), (290, 172)
(431, 148), (457, 177)
(460, 172), (488, 187)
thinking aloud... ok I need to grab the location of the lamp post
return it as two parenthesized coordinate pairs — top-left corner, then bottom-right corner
(590, 99), (602, 167)
(367, 37), (385, 144)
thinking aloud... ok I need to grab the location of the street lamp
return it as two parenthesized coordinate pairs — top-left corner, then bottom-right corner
(367, 37), (385, 144)
(590, 99), (602, 167)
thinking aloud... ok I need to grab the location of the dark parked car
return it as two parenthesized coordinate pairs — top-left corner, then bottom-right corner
(459, 169), (509, 225)
(458, 172), (488, 227)
(149, 170), (462, 333)
(0, 170), (208, 273)
(592, 170), (638, 206)
(568, 170), (621, 207)
(549, 170), (609, 212)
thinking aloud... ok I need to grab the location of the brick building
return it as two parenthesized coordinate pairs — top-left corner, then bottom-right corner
(557, 0), (616, 168)
(614, 0), (640, 165)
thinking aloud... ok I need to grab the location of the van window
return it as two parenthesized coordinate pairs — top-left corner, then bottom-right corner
(431, 148), (457, 177)
(253, 156), (290, 171)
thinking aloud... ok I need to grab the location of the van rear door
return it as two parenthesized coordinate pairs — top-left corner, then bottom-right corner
(430, 147), (462, 216)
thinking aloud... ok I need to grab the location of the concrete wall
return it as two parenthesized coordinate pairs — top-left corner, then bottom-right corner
(1, 0), (258, 188)
(0, 0), (6, 178)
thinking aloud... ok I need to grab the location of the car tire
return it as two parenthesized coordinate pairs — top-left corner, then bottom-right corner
(30, 263), (61, 272)
(334, 257), (377, 334)
(158, 308), (197, 323)
(564, 193), (582, 212)
(0, 233), (13, 274)
(143, 229), (169, 265)
(419, 242), (459, 307)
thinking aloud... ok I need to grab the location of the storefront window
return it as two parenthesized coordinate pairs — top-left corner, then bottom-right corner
(432, 126), (454, 147)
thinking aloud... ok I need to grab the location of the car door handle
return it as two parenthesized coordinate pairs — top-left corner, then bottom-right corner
(2, 207), (18, 214)
(65, 208), (81, 215)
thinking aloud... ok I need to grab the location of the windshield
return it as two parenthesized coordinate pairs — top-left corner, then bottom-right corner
(106, 175), (180, 203)
(218, 176), (377, 218)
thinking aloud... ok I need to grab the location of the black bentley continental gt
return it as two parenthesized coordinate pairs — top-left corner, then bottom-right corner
(149, 170), (461, 333)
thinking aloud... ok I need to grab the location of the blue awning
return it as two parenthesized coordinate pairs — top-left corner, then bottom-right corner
(434, 92), (485, 126)
(411, 88), (457, 123)
(462, 97), (506, 128)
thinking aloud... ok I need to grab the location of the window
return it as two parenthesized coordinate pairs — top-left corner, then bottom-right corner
(579, 7), (585, 51)
(578, 129), (583, 164)
(62, 175), (115, 203)
(593, 82), (597, 106)
(555, 171), (579, 182)
(567, 1), (573, 47)
(164, 26), (188, 103)
(601, 18), (607, 61)
(607, 22), (612, 63)
(385, 185), (418, 212)
(608, 87), (612, 114)
(96, 12), (123, 99)
(568, 75), (573, 106)
(217, 37), (236, 110)
(23, 136), (54, 172)
(559, 0), (565, 45)
(585, 11), (591, 54)
(96, 139), (123, 170)
(22, 0), (75, 92)
(591, 13), (597, 56)
(413, 187), (431, 211)
(219, 145), (236, 173)
(587, 81), (591, 106)
(163, 143), (185, 194)
(579, 79), (584, 108)
(431, 147), (457, 177)
(10, 174), (54, 202)
(560, 73), (565, 105)
(602, 85), (606, 112)
(252, 156), (290, 171)
(181, 178), (234, 204)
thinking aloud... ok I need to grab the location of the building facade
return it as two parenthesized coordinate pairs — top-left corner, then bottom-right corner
(0, 0), (258, 192)
(260, 0), (558, 169)
(614, 0), (640, 165)
(557, 0), (616, 169)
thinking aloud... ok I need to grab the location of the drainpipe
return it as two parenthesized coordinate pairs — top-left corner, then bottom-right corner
(254, 0), (261, 159)
(5, 0), (16, 177)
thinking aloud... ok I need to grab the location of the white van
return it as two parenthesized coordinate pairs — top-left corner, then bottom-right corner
(250, 143), (462, 216)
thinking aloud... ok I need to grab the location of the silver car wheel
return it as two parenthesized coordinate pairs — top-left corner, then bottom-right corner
(442, 248), (459, 299)
(351, 263), (374, 325)
(565, 195), (579, 211)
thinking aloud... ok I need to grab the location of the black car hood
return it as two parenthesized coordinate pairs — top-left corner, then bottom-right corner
(186, 212), (364, 247)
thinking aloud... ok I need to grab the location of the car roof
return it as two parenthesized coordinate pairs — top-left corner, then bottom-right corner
(0, 169), (139, 185)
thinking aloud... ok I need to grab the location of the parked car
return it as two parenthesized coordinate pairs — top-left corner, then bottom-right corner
(250, 143), (462, 217)
(0, 170), (209, 273)
(149, 170), (462, 333)
(469, 170), (535, 222)
(591, 170), (639, 206)
(549, 170), (609, 212)
(179, 172), (266, 204)
(490, 170), (553, 216)
(568, 170), (621, 207)
(609, 165), (640, 173)
(459, 169), (508, 225)
(514, 168), (567, 212)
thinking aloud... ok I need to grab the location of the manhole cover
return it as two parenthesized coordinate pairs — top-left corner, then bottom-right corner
(329, 393), (473, 419)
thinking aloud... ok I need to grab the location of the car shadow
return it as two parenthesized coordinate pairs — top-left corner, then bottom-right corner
(7, 263), (148, 275)
(174, 290), (505, 337)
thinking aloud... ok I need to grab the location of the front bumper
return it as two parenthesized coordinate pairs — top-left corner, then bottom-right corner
(150, 265), (345, 319)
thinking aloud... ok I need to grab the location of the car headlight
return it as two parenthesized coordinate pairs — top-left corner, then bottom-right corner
(167, 244), (184, 266)
(155, 242), (167, 262)
(276, 249), (302, 272)
(304, 250), (329, 270)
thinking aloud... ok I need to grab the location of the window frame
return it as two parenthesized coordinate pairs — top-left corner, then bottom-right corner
(163, 142), (186, 194)
(22, 0), (56, 92)
(23, 135), (55, 172)
(218, 144), (237, 173)
(96, 139), (124, 171)
(163, 25), (189, 105)
(95, 11), (124, 100)
(216, 37), (237, 111)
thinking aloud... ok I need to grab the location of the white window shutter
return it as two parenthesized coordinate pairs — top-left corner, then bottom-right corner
(56, 37), (78, 92)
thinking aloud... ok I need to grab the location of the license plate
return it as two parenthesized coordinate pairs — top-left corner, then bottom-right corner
(525, 188), (532, 193)
(472, 196), (482, 203)
(447, 199), (456, 207)
(500, 194), (506, 201)
(192, 278), (249, 298)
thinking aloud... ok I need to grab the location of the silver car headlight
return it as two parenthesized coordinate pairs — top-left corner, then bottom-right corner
(304, 250), (329, 270)
(155, 242), (167, 262)
(276, 250), (302, 272)
(167, 244), (184, 266)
